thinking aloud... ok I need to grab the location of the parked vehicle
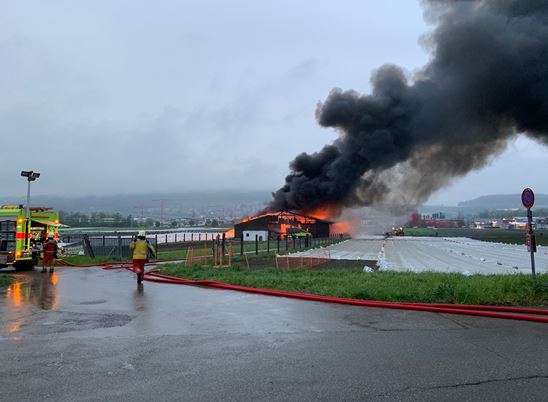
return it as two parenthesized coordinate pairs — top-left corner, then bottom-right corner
(0, 205), (63, 270)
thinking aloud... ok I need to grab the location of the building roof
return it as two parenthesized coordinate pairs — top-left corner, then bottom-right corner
(236, 210), (333, 225)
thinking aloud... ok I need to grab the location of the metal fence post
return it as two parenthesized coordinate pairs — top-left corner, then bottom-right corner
(267, 234), (270, 254)
(117, 235), (122, 261)
(222, 233), (226, 256)
(255, 235), (258, 255)
(240, 233), (244, 256)
(277, 236), (280, 253)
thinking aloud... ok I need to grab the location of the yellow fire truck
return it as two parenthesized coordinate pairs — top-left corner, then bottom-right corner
(0, 205), (62, 270)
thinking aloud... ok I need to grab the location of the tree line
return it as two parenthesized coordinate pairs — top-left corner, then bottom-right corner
(58, 211), (228, 228)
(59, 211), (137, 227)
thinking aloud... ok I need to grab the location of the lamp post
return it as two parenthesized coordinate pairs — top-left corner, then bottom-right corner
(21, 170), (40, 249)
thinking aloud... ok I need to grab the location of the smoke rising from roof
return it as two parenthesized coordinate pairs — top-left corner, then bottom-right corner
(268, 0), (548, 215)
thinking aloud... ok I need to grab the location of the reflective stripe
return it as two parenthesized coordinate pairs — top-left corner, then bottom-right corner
(15, 233), (27, 239)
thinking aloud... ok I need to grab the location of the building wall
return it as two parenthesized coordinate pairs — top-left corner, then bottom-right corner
(234, 215), (272, 238)
(234, 213), (331, 239)
(243, 230), (269, 241)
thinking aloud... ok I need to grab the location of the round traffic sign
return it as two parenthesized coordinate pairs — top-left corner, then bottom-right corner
(522, 188), (535, 209)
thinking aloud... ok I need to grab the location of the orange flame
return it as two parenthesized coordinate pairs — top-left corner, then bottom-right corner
(303, 204), (342, 221)
(305, 204), (358, 236)
(331, 220), (356, 236)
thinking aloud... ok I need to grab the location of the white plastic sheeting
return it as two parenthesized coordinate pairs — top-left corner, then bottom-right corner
(287, 237), (547, 275)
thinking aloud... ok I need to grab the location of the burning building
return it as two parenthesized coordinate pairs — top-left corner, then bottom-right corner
(234, 211), (332, 240)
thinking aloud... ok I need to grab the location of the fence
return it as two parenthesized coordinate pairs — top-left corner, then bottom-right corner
(61, 231), (226, 246)
(236, 234), (347, 256)
(276, 249), (332, 269)
(61, 230), (348, 261)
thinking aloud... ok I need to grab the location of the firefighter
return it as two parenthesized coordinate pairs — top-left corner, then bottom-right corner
(42, 234), (58, 273)
(129, 230), (155, 284)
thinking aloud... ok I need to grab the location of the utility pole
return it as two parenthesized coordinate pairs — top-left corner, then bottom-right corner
(133, 205), (147, 220)
(20, 170), (40, 250)
(152, 199), (168, 225)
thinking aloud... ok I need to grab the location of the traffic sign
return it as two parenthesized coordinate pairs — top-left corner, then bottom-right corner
(521, 188), (535, 209)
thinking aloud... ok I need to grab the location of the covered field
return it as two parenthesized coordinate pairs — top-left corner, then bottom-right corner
(287, 237), (548, 275)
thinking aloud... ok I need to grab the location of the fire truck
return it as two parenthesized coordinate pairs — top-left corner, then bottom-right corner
(0, 205), (62, 270)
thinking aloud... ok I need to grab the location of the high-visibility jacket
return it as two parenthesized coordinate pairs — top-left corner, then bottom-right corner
(129, 239), (155, 260)
(43, 239), (58, 257)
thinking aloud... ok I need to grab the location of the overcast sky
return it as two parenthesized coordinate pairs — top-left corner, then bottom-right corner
(1, 0), (546, 205)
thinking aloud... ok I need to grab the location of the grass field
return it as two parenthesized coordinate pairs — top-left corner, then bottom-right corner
(404, 228), (440, 236)
(159, 264), (548, 306)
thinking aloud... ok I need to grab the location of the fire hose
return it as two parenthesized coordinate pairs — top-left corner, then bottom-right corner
(93, 261), (548, 324)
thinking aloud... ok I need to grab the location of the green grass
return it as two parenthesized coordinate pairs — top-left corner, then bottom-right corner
(158, 264), (548, 306)
(157, 250), (187, 260)
(0, 275), (13, 288)
(58, 255), (119, 265)
(404, 228), (439, 236)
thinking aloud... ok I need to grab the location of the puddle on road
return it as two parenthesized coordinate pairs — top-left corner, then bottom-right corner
(4, 272), (59, 311)
(1, 271), (134, 337)
(0, 272), (60, 337)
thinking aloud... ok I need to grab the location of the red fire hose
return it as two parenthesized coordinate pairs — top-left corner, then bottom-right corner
(137, 271), (548, 324)
(65, 260), (548, 324)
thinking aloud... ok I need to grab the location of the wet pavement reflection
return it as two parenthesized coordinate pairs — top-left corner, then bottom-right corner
(1, 266), (547, 402)
(1, 270), (58, 337)
(1, 266), (379, 339)
(4, 271), (58, 311)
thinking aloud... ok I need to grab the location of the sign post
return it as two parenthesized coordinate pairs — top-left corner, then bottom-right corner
(521, 188), (536, 278)
(21, 170), (40, 251)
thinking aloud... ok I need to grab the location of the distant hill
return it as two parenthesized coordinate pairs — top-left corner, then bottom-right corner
(458, 194), (548, 210)
(0, 190), (272, 218)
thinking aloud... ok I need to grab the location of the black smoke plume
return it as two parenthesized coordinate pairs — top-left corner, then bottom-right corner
(268, 0), (548, 215)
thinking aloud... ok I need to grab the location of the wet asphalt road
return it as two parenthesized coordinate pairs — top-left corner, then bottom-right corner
(0, 267), (547, 402)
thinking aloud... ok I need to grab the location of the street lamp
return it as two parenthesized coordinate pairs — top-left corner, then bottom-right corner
(21, 170), (40, 249)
